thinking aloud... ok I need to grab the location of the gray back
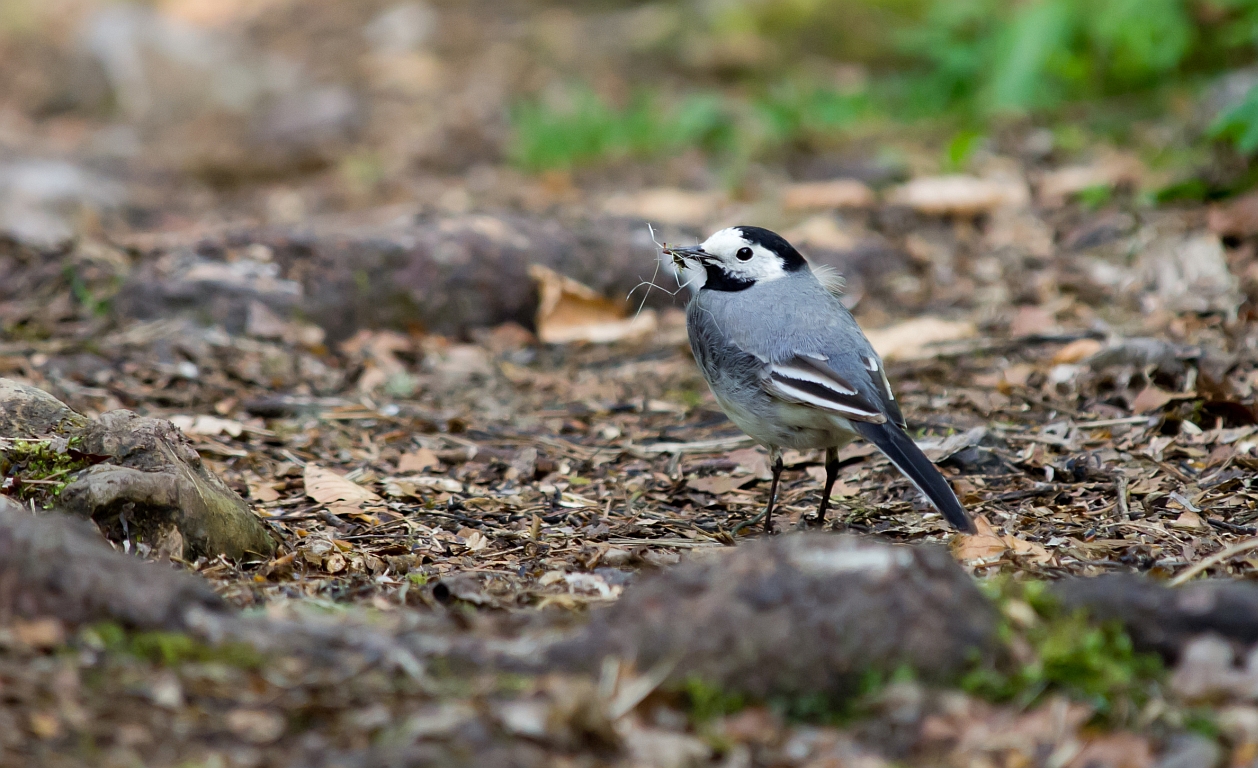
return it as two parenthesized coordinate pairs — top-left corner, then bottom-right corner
(689, 270), (902, 422)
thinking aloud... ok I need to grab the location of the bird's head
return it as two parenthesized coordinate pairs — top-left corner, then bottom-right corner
(668, 226), (808, 293)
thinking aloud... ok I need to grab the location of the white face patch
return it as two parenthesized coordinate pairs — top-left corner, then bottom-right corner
(698, 228), (791, 285)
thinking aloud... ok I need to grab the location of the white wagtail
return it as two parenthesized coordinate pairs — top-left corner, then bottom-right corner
(666, 226), (975, 534)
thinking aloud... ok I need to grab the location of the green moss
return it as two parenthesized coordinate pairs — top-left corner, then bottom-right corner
(0, 436), (96, 505)
(1077, 183), (1115, 209)
(683, 665), (917, 727)
(679, 579), (1163, 729)
(683, 676), (747, 723)
(85, 623), (264, 670)
(962, 578), (1164, 721)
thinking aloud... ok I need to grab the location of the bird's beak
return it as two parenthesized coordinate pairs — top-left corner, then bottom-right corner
(666, 245), (707, 267)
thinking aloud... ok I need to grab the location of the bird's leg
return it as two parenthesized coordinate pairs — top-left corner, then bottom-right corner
(763, 451), (784, 533)
(730, 448), (783, 536)
(816, 446), (840, 525)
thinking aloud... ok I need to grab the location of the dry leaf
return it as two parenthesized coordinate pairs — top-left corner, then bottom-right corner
(12, 618), (65, 649)
(386, 475), (463, 496)
(687, 475), (746, 495)
(247, 479), (281, 502)
(804, 465), (858, 497)
(529, 264), (657, 344)
(1170, 510), (1206, 530)
(836, 443), (878, 462)
(398, 447), (440, 473)
(169, 414), (245, 437)
(601, 187), (722, 226)
(953, 515), (1008, 560)
(865, 317), (978, 361)
(782, 179), (875, 210)
(953, 515), (1051, 563)
(1003, 533), (1052, 563)
(782, 214), (860, 251)
(1132, 387), (1174, 414)
(1067, 732), (1152, 768)
(1009, 305), (1057, 338)
(887, 175), (1029, 216)
(728, 447), (772, 480)
(1000, 363), (1035, 391)
(304, 464), (382, 509)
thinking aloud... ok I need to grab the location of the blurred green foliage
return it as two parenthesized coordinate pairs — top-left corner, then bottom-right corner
(509, 85), (868, 171)
(1213, 81), (1258, 152)
(674, 579), (1165, 732)
(511, 0), (1258, 171)
(510, 90), (732, 170)
(896, 0), (1252, 114)
(962, 580), (1164, 721)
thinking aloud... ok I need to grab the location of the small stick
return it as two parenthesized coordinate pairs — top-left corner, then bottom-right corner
(1170, 537), (1258, 587)
(1116, 474), (1130, 520)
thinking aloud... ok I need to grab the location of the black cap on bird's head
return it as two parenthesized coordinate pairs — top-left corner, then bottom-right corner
(668, 226), (808, 292)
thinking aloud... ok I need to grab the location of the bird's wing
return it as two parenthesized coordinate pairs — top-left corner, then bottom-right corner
(761, 354), (888, 424)
(861, 351), (907, 428)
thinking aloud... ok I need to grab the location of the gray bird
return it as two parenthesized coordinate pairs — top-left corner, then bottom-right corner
(667, 225), (974, 534)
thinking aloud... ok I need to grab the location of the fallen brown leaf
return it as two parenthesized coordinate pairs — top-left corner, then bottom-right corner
(686, 475), (746, 495)
(398, 447), (440, 473)
(887, 174), (1029, 216)
(1052, 338), (1104, 364)
(304, 464), (382, 508)
(782, 179), (875, 210)
(865, 317), (978, 362)
(953, 516), (1008, 561)
(529, 264), (657, 344)
(1132, 387), (1175, 414)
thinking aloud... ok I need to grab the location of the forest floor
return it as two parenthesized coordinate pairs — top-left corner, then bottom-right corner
(4, 165), (1258, 766)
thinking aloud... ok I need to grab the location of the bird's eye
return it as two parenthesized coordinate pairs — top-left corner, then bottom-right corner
(736, 247), (753, 261)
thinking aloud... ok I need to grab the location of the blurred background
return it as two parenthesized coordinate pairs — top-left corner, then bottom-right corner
(2, 0), (1258, 340)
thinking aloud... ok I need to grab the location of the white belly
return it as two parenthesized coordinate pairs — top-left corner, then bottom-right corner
(713, 390), (858, 451)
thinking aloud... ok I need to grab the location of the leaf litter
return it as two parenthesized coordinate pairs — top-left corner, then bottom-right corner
(6, 187), (1258, 766)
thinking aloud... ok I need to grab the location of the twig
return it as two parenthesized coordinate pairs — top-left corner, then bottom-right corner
(627, 435), (755, 458)
(1116, 475), (1130, 521)
(729, 508), (768, 537)
(992, 484), (1064, 502)
(1169, 537), (1258, 586)
(1207, 518), (1258, 535)
(606, 653), (681, 720)
(1075, 416), (1154, 429)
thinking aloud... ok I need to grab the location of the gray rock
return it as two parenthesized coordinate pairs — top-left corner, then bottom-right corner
(0, 379), (275, 561)
(1051, 574), (1258, 660)
(81, 4), (360, 176)
(551, 534), (999, 699)
(0, 495), (223, 630)
(113, 212), (913, 341)
(1154, 733), (1222, 768)
(0, 161), (123, 247)
(364, 3), (438, 54)
(1137, 233), (1240, 317)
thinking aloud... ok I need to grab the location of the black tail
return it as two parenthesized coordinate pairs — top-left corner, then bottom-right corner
(853, 421), (975, 533)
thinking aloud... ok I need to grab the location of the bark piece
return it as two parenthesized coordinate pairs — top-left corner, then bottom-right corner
(111, 215), (908, 342)
(0, 379), (90, 436)
(552, 534), (999, 699)
(0, 379), (275, 560)
(0, 495), (222, 629)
